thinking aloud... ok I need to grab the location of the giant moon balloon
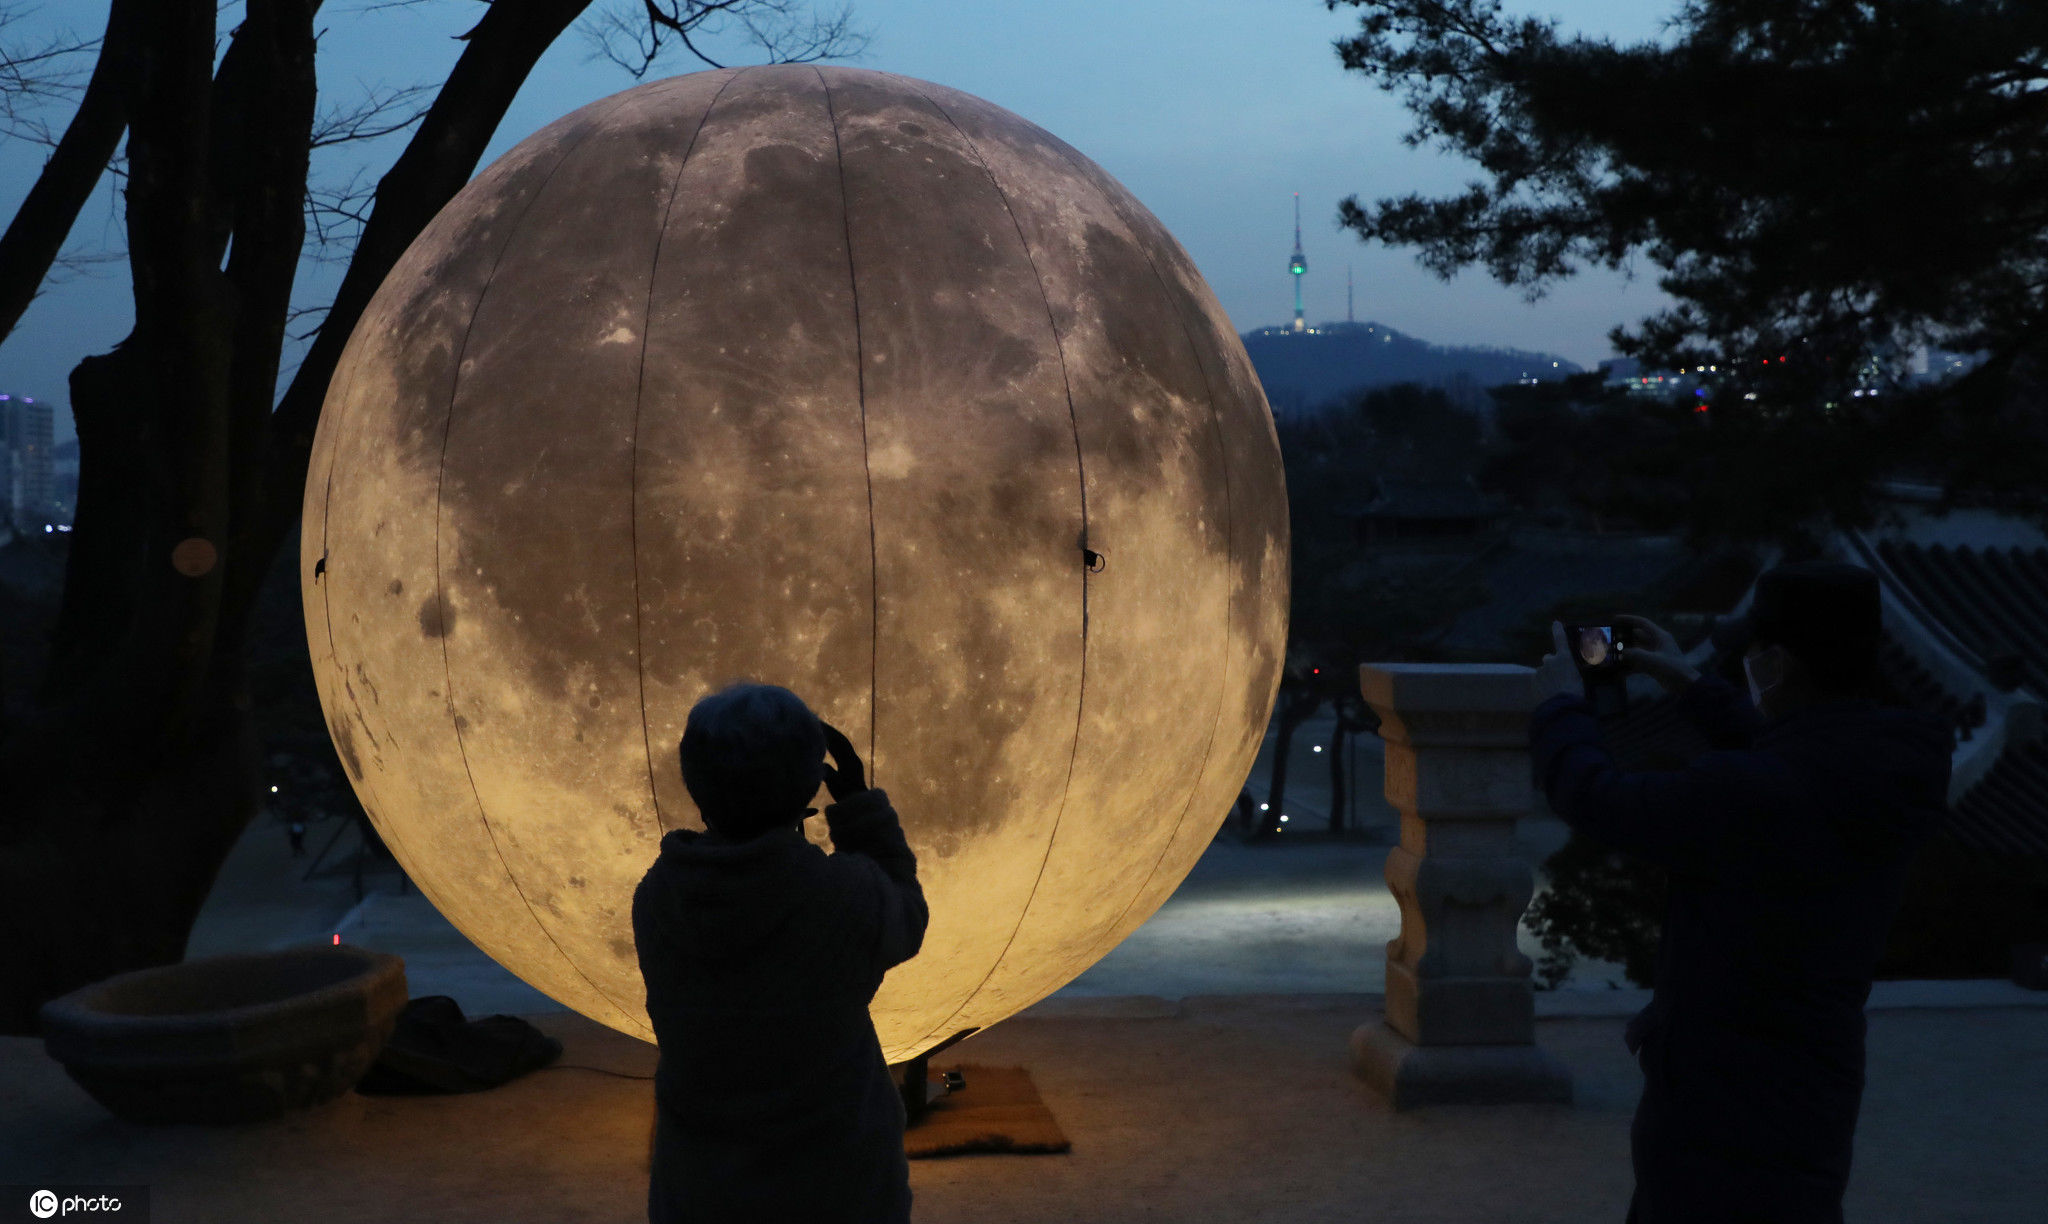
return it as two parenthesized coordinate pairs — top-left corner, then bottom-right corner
(302, 66), (1288, 1061)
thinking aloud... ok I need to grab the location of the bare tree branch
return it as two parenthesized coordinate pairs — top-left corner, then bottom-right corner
(0, 2), (102, 147)
(310, 79), (435, 148)
(0, 0), (139, 350)
(302, 164), (377, 260)
(584, 0), (866, 79)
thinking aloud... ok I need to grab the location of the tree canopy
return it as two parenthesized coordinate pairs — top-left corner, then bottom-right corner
(1329, 0), (2048, 538)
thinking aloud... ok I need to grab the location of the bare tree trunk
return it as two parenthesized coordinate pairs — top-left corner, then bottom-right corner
(0, 0), (316, 1035)
(0, 0), (141, 348)
(0, 0), (601, 1035)
(224, 0), (595, 650)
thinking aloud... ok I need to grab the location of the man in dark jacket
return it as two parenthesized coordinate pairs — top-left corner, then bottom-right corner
(1528, 562), (1951, 1223)
(633, 683), (928, 1224)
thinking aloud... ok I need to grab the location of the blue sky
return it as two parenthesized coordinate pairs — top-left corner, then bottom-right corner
(3, 0), (1674, 440)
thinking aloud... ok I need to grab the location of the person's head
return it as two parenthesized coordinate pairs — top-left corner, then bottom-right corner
(1739, 561), (1882, 718)
(677, 683), (826, 840)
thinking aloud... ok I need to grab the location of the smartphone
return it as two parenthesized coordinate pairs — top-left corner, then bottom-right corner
(1565, 623), (1634, 680)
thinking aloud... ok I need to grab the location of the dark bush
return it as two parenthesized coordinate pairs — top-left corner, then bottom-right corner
(1528, 827), (2048, 988)
(1524, 832), (1665, 989)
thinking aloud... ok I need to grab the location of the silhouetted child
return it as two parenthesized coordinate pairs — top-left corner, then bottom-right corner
(634, 683), (927, 1224)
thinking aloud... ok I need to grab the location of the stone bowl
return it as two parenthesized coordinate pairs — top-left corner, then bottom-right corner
(39, 944), (408, 1124)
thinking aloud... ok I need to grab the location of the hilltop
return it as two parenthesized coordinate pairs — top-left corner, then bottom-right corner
(1243, 320), (1583, 416)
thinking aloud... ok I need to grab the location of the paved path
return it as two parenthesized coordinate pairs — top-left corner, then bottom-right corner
(6, 997), (2045, 1223)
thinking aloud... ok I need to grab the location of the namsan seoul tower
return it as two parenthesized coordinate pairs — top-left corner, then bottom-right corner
(1288, 192), (1308, 333)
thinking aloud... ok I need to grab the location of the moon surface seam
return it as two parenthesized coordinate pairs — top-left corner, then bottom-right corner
(897, 77), (1092, 1050)
(631, 68), (749, 834)
(431, 89), (654, 1035)
(815, 67), (883, 774)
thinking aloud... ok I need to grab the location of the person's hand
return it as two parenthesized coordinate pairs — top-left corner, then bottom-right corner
(819, 720), (868, 803)
(1534, 621), (1585, 704)
(1615, 613), (1700, 694)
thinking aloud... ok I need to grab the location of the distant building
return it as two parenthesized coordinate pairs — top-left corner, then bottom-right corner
(1, 393), (54, 527)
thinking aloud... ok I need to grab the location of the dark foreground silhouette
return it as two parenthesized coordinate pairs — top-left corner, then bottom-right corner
(1530, 564), (1952, 1222)
(634, 684), (927, 1224)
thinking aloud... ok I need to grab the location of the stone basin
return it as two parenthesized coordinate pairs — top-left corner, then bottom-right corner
(39, 944), (407, 1124)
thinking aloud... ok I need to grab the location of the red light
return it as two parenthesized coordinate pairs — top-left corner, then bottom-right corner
(332, 934), (340, 946)
(1694, 403), (1710, 413)
(1312, 668), (1320, 675)
(1779, 356), (1787, 363)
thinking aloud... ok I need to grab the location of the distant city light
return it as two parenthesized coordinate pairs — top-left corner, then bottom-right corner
(1312, 745), (1323, 753)
(43, 525), (51, 533)
(1260, 803), (1270, 811)
(1280, 815), (1290, 823)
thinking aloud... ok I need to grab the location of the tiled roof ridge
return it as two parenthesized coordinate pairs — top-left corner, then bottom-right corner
(1869, 539), (2048, 699)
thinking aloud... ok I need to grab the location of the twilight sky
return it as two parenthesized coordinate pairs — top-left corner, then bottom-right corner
(2, 0), (1676, 441)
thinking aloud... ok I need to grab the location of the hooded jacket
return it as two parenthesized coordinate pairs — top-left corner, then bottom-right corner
(632, 787), (928, 1224)
(1531, 673), (1951, 1224)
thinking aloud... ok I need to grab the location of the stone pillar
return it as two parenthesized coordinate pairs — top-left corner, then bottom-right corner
(1351, 663), (1572, 1108)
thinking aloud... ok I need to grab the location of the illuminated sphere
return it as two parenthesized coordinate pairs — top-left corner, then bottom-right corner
(301, 66), (1288, 1061)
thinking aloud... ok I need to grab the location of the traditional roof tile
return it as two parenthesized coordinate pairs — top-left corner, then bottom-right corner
(1949, 737), (2048, 859)
(1874, 541), (2048, 696)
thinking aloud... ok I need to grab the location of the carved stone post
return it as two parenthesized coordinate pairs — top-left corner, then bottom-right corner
(1351, 663), (1572, 1107)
